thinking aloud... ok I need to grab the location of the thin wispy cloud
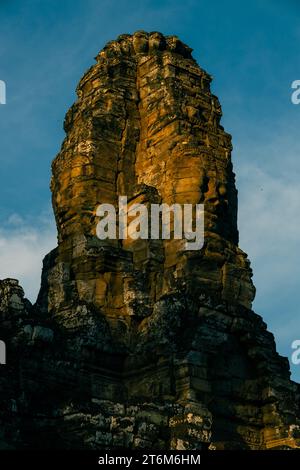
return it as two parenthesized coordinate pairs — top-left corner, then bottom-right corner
(0, 0), (299, 380)
(0, 211), (57, 302)
(237, 145), (300, 380)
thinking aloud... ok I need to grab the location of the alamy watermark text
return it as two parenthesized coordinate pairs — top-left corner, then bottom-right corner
(0, 340), (6, 365)
(96, 197), (204, 250)
(0, 80), (6, 105)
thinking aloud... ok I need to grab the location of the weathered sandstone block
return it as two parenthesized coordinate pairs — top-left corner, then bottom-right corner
(0, 32), (299, 450)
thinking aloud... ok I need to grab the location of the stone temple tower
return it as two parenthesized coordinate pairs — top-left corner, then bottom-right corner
(0, 31), (300, 450)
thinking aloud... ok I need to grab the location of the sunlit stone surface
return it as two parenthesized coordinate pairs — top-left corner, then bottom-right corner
(0, 32), (299, 449)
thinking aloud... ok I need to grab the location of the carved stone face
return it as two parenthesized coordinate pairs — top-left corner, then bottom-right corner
(50, 30), (246, 315)
(132, 31), (149, 53)
(149, 32), (166, 52)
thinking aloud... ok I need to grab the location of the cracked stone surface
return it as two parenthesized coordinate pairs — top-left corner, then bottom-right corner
(0, 31), (300, 450)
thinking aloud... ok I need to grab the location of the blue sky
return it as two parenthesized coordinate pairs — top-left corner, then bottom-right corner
(0, 0), (300, 380)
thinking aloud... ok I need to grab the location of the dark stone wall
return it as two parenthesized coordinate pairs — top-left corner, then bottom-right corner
(0, 32), (300, 450)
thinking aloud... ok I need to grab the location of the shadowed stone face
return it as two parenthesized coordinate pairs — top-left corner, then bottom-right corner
(0, 32), (299, 451)
(50, 31), (254, 319)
